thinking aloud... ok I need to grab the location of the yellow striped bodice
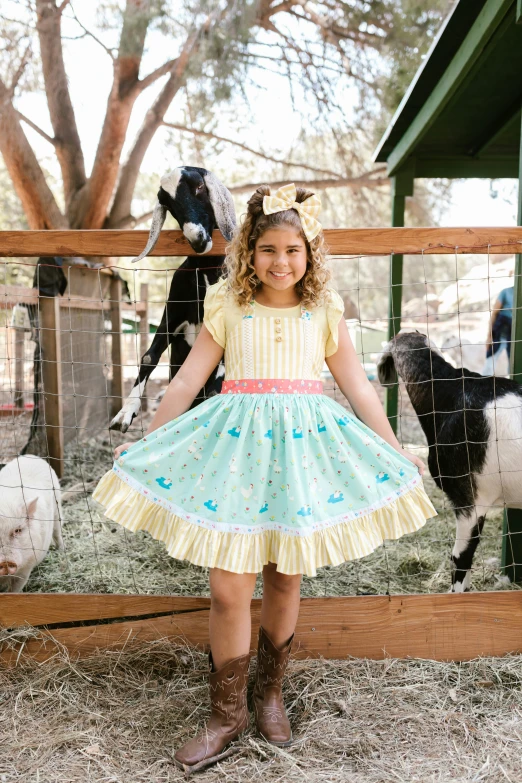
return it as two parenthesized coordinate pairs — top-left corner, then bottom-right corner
(203, 279), (344, 381)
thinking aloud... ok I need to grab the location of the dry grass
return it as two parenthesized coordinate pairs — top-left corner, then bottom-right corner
(1, 629), (521, 783)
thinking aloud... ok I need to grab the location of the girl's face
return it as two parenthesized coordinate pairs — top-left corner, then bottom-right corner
(253, 227), (308, 293)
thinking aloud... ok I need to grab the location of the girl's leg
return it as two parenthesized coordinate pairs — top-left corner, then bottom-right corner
(209, 567), (257, 669)
(174, 567), (256, 771)
(260, 562), (302, 646)
(253, 563), (302, 747)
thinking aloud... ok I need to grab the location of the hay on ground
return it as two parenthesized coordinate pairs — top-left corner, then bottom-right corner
(1, 628), (521, 783)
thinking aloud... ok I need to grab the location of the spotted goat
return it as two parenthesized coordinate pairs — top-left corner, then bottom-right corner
(110, 166), (236, 433)
(377, 330), (522, 592)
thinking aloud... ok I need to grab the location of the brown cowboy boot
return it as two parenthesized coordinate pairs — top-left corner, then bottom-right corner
(174, 651), (250, 773)
(253, 626), (294, 746)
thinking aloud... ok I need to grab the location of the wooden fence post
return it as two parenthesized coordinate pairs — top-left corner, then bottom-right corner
(110, 277), (124, 417)
(14, 328), (24, 409)
(384, 164), (415, 434)
(40, 296), (64, 478)
(139, 283), (149, 413)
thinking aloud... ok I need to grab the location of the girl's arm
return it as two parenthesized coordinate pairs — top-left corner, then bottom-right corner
(326, 319), (425, 474)
(114, 326), (223, 458)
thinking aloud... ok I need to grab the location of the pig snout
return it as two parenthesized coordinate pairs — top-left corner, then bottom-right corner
(0, 560), (17, 575)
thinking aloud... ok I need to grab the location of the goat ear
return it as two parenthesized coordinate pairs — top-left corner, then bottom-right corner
(203, 172), (236, 241)
(377, 351), (397, 385)
(131, 202), (167, 264)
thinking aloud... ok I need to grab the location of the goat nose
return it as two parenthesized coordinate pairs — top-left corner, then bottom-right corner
(0, 561), (17, 576)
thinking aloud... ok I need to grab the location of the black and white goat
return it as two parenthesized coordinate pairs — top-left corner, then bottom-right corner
(109, 166), (236, 433)
(377, 331), (522, 592)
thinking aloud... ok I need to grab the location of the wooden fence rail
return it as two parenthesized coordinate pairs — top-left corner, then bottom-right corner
(1, 227), (522, 257)
(2, 593), (522, 666)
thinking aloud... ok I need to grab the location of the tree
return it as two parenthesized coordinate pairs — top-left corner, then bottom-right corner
(0, 0), (451, 237)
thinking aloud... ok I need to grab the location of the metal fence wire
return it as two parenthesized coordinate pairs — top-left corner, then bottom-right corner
(0, 243), (521, 597)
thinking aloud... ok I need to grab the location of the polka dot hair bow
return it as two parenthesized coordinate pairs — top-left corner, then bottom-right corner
(262, 183), (322, 241)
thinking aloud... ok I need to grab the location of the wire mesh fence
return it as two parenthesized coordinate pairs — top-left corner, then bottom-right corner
(0, 312), (36, 462)
(1, 232), (521, 600)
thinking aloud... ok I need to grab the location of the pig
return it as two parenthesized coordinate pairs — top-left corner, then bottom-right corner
(0, 455), (64, 593)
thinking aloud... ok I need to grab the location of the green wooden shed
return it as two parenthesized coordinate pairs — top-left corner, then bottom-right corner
(374, 0), (522, 581)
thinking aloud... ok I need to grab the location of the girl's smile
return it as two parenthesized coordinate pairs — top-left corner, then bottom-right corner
(253, 227), (307, 305)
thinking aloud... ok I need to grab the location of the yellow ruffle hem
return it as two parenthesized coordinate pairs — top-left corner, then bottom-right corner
(92, 470), (437, 577)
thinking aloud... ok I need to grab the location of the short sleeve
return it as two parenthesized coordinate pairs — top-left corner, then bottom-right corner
(325, 288), (345, 357)
(203, 278), (227, 348)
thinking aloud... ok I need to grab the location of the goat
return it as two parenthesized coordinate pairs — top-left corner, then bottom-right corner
(109, 166), (236, 433)
(33, 256), (68, 297)
(377, 330), (522, 592)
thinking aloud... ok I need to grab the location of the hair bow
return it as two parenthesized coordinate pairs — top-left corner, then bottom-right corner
(262, 183), (322, 241)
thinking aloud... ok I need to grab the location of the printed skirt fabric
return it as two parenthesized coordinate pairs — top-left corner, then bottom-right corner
(93, 382), (437, 576)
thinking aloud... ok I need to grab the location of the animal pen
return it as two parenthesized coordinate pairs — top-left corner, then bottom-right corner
(1, 227), (522, 666)
(0, 263), (149, 475)
(373, 0), (522, 591)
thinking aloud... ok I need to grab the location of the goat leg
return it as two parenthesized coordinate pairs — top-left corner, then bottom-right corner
(450, 510), (486, 592)
(109, 258), (223, 431)
(109, 328), (169, 433)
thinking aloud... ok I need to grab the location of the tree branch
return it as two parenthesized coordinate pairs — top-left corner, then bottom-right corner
(16, 111), (57, 146)
(107, 24), (204, 228)
(73, 0), (153, 229)
(68, 6), (116, 59)
(228, 169), (387, 195)
(8, 43), (32, 95)
(256, 0), (297, 24)
(36, 0), (86, 208)
(112, 210), (155, 230)
(0, 77), (66, 229)
(137, 58), (180, 92)
(274, 10), (376, 91)
(163, 121), (344, 179)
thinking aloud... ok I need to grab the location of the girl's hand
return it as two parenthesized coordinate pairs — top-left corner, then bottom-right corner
(114, 442), (133, 460)
(398, 448), (425, 476)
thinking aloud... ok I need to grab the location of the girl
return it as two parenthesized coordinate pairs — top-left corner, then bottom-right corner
(93, 183), (437, 773)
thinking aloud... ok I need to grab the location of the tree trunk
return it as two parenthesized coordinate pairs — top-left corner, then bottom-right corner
(36, 0), (86, 209)
(66, 0), (152, 229)
(0, 80), (67, 229)
(107, 28), (203, 228)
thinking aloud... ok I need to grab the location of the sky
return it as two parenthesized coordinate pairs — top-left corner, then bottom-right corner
(442, 180), (518, 227)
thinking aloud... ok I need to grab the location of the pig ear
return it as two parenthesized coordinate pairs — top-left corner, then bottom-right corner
(25, 497), (38, 518)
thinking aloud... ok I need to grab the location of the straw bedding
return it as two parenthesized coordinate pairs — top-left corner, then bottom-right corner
(1, 628), (521, 783)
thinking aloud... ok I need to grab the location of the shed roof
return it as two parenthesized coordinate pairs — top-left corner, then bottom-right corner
(374, 0), (522, 178)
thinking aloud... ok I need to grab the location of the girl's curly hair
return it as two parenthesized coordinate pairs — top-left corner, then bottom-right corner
(224, 185), (331, 309)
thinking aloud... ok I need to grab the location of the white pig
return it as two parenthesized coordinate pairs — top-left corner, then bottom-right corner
(0, 455), (64, 593)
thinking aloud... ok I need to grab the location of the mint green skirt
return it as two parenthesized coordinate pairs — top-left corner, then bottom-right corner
(93, 391), (437, 575)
